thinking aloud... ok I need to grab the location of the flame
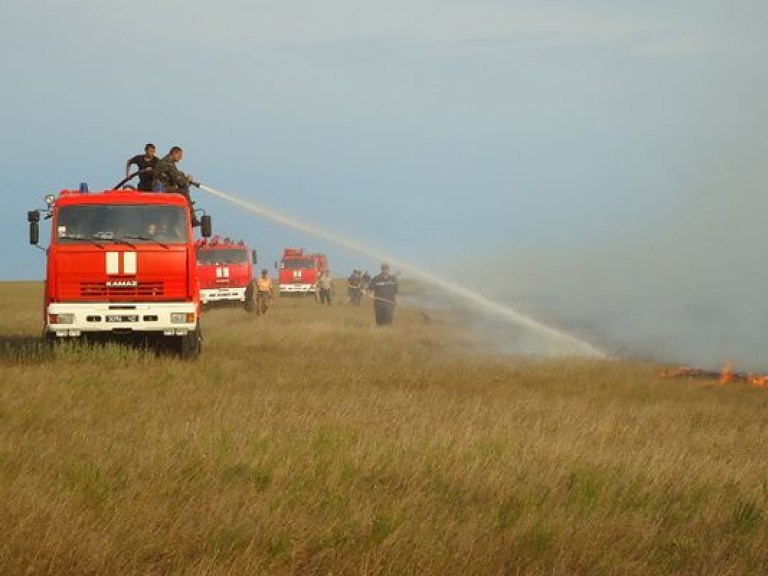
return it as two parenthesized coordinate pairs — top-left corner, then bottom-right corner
(748, 374), (768, 387)
(659, 360), (768, 389)
(719, 360), (734, 386)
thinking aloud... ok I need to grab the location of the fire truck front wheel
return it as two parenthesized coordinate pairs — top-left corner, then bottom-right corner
(42, 330), (57, 352)
(179, 325), (202, 360)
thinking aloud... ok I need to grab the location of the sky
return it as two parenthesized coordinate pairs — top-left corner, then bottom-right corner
(1, 1), (767, 368)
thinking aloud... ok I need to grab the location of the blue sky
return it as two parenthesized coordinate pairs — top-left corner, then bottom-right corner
(1, 1), (766, 366)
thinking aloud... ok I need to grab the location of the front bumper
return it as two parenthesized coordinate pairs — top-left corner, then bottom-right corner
(46, 301), (197, 337)
(200, 287), (247, 303)
(279, 283), (315, 294)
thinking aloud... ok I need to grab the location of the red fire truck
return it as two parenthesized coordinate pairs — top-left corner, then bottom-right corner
(195, 236), (257, 308)
(27, 186), (212, 358)
(278, 248), (328, 296)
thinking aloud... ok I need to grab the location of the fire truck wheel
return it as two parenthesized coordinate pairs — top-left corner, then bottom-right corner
(180, 326), (202, 360)
(42, 331), (57, 353)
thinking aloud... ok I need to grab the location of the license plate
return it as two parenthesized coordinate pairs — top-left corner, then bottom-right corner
(106, 315), (138, 323)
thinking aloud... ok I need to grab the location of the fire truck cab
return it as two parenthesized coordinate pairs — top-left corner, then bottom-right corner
(27, 187), (212, 358)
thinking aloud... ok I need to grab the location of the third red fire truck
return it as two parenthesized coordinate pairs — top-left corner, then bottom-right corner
(278, 248), (327, 296)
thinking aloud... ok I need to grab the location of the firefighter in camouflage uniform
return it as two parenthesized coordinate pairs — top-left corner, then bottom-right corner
(153, 146), (196, 201)
(153, 146), (199, 224)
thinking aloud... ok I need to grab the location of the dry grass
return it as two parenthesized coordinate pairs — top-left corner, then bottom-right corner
(1, 281), (767, 575)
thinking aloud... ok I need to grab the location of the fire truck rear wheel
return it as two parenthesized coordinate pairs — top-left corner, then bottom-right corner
(180, 326), (202, 360)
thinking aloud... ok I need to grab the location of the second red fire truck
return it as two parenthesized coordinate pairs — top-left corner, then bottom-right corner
(195, 236), (257, 308)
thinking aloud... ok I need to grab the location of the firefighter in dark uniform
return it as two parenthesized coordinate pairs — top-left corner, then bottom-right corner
(366, 263), (398, 326)
(125, 143), (159, 191)
(153, 146), (195, 201)
(347, 269), (363, 305)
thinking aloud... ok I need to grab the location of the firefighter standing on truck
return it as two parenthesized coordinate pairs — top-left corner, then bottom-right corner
(153, 146), (199, 224)
(367, 263), (398, 326)
(153, 146), (195, 200)
(125, 143), (159, 191)
(256, 268), (274, 316)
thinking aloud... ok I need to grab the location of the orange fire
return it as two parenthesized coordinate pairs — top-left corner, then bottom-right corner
(718, 360), (733, 386)
(659, 361), (768, 389)
(748, 374), (768, 387)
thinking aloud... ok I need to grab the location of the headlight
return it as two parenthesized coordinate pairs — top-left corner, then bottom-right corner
(44, 194), (56, 206)
(171, 313), (195, 324)
(49, 313), (75, 325)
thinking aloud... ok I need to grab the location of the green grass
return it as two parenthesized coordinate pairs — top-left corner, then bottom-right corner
(1, 281), (768, 574)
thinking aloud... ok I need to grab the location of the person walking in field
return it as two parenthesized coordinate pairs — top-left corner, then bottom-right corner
(125, 143), (159, 191)
(317, 270), (333, 305)
(367, 263), (398, 326)
(346, 269), (363, 305)
(255, 268), (274, 315)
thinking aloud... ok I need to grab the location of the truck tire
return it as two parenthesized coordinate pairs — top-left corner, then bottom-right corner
(42, 330), (57, 355)
(180, 325), (202, 360)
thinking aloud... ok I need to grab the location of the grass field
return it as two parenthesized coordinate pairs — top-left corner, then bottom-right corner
(1, 281), (767, 575)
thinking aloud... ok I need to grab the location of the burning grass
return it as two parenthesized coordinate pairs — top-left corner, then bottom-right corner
(660, 361), (768, 388)
(1, 281), (768, 574)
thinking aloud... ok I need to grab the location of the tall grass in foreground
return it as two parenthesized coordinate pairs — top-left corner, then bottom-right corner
(1, 281), (767, 575)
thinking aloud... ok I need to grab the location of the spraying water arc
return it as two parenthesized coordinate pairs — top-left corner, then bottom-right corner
(198, 184), (605, 358)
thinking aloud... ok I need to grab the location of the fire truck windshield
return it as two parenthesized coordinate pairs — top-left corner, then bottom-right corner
(197, 248), (248, 265)
(282, 258), (316, 270)
(55, 205), (187, 244)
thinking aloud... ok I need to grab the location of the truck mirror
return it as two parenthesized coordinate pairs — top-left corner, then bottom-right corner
(29, 221), (39, 245)
(252, 250), (258, 264)
(27, 210), (40, 223)
(200, 215), (212, 238)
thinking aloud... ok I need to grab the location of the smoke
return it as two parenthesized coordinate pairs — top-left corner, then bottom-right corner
(448, 11), (768, 372)
(458, 167), (768, 372)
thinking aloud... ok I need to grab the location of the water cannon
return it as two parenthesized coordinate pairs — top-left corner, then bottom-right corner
(191, 181), (201, 189)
